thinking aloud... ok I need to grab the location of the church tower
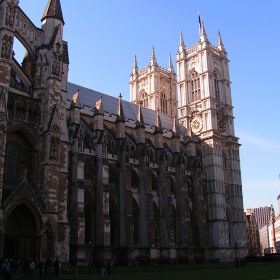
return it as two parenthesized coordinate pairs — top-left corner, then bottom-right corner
(0, 0), (70, 262)
(129, 47), (178, 116)
(176, 21), (246, 260)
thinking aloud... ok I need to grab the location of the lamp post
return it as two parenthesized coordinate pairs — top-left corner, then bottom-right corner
(89, 241), (92, 276)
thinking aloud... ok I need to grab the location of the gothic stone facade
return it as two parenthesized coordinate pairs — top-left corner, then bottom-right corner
(0, 0), (246, 265)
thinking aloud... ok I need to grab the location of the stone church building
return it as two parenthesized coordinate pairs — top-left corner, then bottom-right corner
(0, 0), (246, 264)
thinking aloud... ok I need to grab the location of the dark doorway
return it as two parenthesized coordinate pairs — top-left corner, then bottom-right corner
(4, 204), (38, 263)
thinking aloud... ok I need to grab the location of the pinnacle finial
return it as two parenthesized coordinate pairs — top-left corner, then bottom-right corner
(168, 53), (175, 73)
(136, 101), (145, 128)
(172, 114), (178, 135)
(71, 89), (81, 108)
(154, 108), (163, 133)
(116, 93), (125, 121)
(199, 19), (208, 43)
(180, 31), (185, 47)
(150, 45), (157, 66)
(42, 0), (64, 24)
(217, 30), (225, 50)
(133, 54), (138, 68)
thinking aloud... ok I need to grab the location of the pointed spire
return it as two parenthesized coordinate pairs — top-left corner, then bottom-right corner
(168, 53), (175, 73)
(172, 115), (178, 136)
(71, 89), (81, 109)
(154, 109), (163, 133)
(134, 54), (138, 69)
(179, 31), (185, 48)
(42, 0), (64, 25)
(200, 20), (208, 42)
(217, 31), (225, 51)
(94, 96), (104, 116)
(132, 54), (138, 75)
(136, 101), (145, 128)
(116, 93), (125, 122)
(150, 45), (157, 66)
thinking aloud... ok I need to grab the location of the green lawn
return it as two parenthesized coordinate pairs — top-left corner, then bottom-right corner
(60, 262), (280, 280)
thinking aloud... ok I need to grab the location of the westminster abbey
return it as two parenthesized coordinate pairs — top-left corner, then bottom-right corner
(0, 0), (246, 265)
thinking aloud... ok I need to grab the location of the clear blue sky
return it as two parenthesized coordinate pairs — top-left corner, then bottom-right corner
(14, 0), (280, 212)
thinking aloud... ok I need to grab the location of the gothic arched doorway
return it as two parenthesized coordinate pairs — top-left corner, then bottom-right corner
(4, 204), (39, 263)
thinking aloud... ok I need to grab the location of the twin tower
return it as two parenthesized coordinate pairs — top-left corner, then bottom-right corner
(0, 0), (246, 264)
(129, 21), (246, 259)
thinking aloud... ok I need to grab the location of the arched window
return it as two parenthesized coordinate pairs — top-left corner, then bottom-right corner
(109, 196), (118, 246)
(214, 71), (220, 101)
(153, 202), (159, 246)
(131, 169), (139, 189)
(4, 145), (18, 183)
(152, 174), (158, 192)
(141, 91), (148, 107)
(160, 92), (167, 114)
(191, 71), (200, 102)
(132, 198), (140, 246)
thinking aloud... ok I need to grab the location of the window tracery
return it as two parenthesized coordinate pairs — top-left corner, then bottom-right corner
(160, 92), (167, 114)
(214, 71), (220, 101)
(191, 71), (200, 102)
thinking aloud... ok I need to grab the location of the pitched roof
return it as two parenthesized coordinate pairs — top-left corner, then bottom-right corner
(67, 82), (188, 136)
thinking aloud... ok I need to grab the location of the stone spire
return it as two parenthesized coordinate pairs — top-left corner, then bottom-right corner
(154, 109), (163, 133)
(178, 31), (186, 57)
(168, 53), (175, 73)
(94, 96), (104, 116)
(134, 54), (138, 69)
(217, 31), (225, 51)
(132, 54), (138, 75)
(42, 0), (64, 24)
(71, 89), (81, 109)
(116, 93), (125, 122)
(136, 102), (145, 128)
(150, 45), (157, 66)
(172, 115), (178, 137)
(200, 20), (208, 43)
(179, 31), (185, 48)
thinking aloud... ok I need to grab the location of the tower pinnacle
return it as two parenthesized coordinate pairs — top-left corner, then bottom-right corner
(168, 53), (175, 73)
(42, 0), (64, 24)
(217, 31), (225, 51)
(200, 20), (208, 42)
(150, 45), (157, 66)
(180, 31), (185, 48)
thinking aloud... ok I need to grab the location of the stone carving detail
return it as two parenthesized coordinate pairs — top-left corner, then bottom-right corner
(5, 0), (17, 27)
(1, 34), (13, 60)
(50, 136), (60, 162)
(52, 43), (62, 76)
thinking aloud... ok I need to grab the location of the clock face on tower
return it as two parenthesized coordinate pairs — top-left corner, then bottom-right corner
(217, 113), (226, 133)
(191, 117), (203, 133)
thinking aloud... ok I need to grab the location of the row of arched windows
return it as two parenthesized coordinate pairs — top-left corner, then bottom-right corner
(190, 70), (221, 102)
